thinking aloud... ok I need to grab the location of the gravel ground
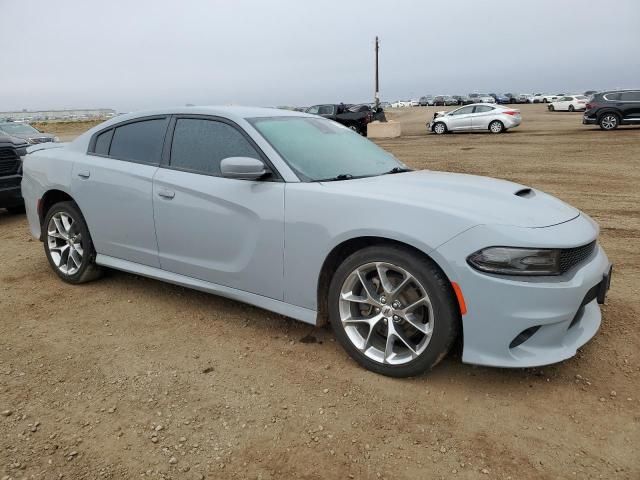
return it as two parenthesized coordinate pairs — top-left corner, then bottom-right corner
(1, 105), (639, 479)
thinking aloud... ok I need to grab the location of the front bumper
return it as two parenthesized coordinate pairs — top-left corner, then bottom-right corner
(0, 175), (23, 208)
(433, 214), (611, 368)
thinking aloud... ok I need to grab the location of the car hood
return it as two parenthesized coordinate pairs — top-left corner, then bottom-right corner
(320, 170), (579, 228)
(8, 132), (55, 142)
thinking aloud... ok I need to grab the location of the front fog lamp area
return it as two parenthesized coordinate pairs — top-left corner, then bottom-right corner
(467, 247), (561, 276)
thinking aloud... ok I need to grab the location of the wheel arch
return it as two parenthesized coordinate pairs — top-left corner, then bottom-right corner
(38, 189), (78, 240)
(315, 236), (460, 327)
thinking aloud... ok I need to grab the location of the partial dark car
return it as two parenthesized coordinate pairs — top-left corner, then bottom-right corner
(583, 90), (640, 130)
(491, 93), (511, 104)
(443, 96), (459, 106)
(433, 96), (446, 106)
(305, 104), (376, 135)
(0, 122), (58, 145)
(0, 134), (29, 213)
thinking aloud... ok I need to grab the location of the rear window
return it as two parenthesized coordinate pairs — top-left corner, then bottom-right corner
(93, 129), (113, 155)
(109, 118), (168, 164)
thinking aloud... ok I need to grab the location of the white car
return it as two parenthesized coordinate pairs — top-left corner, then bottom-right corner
(548, 95), (588, 112)
(390, 101), (412, 108)
(410, 99), (420, 107)
(428, 104), (521, 134)
(534, 94), (562, 103)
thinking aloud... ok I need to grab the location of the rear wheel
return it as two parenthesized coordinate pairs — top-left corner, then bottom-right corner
(568, 105), (575, 112)
(328, 246), (459, 377)
(542, 98), (548, 103)
(433, 122), (447, 134)
(43, 201), (103, 284)
(489, 120), (504, 133)
(548, 104), (555, 111)
(599, 113), (619, 130)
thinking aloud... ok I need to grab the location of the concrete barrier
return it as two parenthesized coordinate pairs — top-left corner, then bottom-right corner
(367, 120), (401, 139)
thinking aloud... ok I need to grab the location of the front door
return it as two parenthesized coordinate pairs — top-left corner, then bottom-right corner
(152, 116), (285, 300)
(446, 105), (475, 130)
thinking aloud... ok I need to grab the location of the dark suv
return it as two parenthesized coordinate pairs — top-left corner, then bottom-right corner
(0, 135), (28, 213)
(583, 90), (640, 130)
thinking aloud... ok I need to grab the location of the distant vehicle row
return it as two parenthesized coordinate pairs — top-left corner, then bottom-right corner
(392, 91), (599, 107)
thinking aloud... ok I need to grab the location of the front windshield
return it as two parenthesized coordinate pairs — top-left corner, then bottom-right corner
(0, 123), (39, 135)
(249, 116), (407, 182)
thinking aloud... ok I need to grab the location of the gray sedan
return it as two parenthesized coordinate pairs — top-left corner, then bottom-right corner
(21, 107), (611, 377)
(0, 122), (58, 144)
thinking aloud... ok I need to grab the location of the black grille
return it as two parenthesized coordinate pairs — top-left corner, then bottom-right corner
(0, 147), (21, 175)
(559, 241), (597, 273)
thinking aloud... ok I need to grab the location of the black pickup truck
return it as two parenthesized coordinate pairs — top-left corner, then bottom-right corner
(305, 104), (384, 135)
(0, 134), (28, 213)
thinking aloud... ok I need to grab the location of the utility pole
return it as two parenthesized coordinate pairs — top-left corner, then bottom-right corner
(374, 36), (380, 110)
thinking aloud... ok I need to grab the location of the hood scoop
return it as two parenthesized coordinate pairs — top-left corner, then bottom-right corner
(514, 188), (535, 198)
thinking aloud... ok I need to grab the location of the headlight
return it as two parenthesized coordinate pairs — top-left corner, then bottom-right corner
(467, 247), (561, 276)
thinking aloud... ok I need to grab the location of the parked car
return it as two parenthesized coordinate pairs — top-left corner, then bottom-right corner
(457, 95), (474, 105)
(410, 99), (420, 107)
(305, 104), (372, 135)
(347, 104), (386, 122)
(491, 93), (511, 104)
(534, 94), (561, 103)
(0, 122), (58, 145)
(21, 106), (612, 377)
(583, 89), (640, 130)
(517, 93), (534, 103)
(548, 95), (588, 112)
(390, 100), (412, 108)
(433, 96), (447, 106)
(418, 96), (433, 106)
(443, 96), (459, 106)
(0, 134), (29, 213)
(583, 90), (598, 97)
(428, 104), (521, 134)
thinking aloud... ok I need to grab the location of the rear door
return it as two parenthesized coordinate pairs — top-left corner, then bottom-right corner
(152, 115), (285, 300)
(619, 91), (640, 122)
(446, 105), (475, 130)
(471, 105), (495, 129)
(71, 116), (168, 267)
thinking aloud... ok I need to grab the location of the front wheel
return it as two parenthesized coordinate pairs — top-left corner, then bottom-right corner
(328, 246), (459, 377)
(489, 120), (504, 133)
(568, 105), (575, 112)
(599, 114), (619, 130)
(542, 98), (548, 103)
(43, 201), (103, 284)
(432, 122), (447, 134)
(548, 104), (555, 111)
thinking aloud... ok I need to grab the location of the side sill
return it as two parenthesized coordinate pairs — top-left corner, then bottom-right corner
(95, 254), (317, 325)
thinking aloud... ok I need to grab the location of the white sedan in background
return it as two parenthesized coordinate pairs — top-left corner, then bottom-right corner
(548, 95), (588, 112)
(428, 104), (521, 134)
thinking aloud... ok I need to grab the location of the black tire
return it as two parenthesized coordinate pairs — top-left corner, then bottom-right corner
(328, 245), (460, 378)
(568, 105), (575, 112)
(542, 98), (548, 103)
(489, 120), (504, 133)
(599, 113), (620, 131)
(43, 201), (103, 284)
(432, 122), (447, 135)
(548, 104), (555, 111)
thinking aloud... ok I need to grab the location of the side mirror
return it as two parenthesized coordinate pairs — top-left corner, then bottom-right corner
(220, 157), (269, 180)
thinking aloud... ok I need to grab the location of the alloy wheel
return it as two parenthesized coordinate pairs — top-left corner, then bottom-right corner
(338, 262), (434, 365)
(434, 123), (446, 134)
(47, 212), (84, 275)
(601, 115), (617, 130)
(490, 121), (503, 133)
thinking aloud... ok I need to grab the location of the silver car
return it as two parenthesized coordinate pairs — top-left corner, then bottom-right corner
(429, 104), (522, 134)
(21, 107), (611, 377)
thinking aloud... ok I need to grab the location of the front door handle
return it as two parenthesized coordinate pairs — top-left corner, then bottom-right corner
(77, 170), (90, 179)
(157, 189), (175, 199)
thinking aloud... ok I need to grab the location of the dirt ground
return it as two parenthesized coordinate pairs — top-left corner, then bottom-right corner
(1, 105), (639, 479)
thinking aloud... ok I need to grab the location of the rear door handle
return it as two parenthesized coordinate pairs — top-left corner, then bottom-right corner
(77, 170), (90, 179)
(157, 189), (175, 199)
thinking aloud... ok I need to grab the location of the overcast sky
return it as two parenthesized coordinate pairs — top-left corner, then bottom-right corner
(2, 0), (639, 111)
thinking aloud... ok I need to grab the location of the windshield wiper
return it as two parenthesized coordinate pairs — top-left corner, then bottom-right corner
(312, 174), (354, 182)
(384, 167), (412, 174)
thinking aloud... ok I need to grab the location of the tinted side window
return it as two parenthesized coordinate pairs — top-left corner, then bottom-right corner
(318, 105), (335, 115)
(620, 91), (640, 101)
(170, 118), (260, 176)
(109, 118), (168, 164)
(452, 106), (474, 115)
(474, 105), (494, 113)
(94, 129), (113, 155)
(306, 106), (320, 114)
(604, 92), (621, 101)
